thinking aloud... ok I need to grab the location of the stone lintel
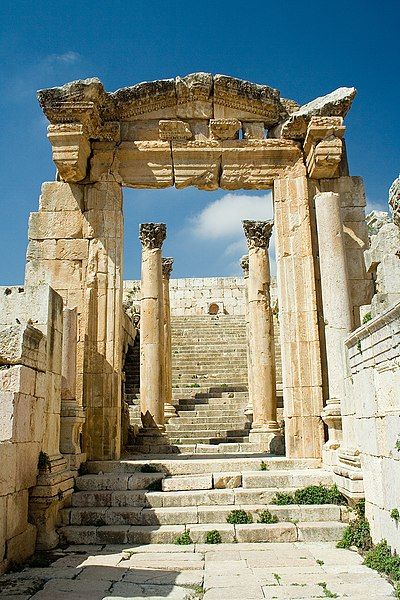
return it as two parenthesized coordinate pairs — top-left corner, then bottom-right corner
(117, 141), (173, 188)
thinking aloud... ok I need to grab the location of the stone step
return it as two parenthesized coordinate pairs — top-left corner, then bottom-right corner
(86, 457), (322, 476)
(165, 427), (251, 437)
(75, 472), (164, 492)
(61, 503), (343, 527)
(70, 487), (304, 509)
(59, 520), (347, 545)
(168, 416), (251, 426)
(167, 437), (249, 445)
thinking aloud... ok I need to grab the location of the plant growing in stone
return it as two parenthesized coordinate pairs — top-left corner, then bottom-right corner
(175, 530), (193, 545)
(391, 508), (400, 523)
(205, 530), (222, 544)
(272, 484), (346, 506)
(337, 516), (372, 550)
(272, 573), (281, 585)
(364, 540), (400, 590)
(396, 437), (400, 452)
(317, 582), (338, 598)
(226, 509), (253, 524)
(362, 312), (372, 324)
(257, 510), (278, 524)
(260, 460), (269, 471)
(37, 451), (51, 473)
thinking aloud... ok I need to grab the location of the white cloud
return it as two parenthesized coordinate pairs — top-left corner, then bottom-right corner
(185, 191), (276, 275)
(190, 192), (273, 239)
(46, 51), (81, 65)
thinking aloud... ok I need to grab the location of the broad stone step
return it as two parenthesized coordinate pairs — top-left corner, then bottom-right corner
(75, 472), (164, 491)
(168, 437), (249, 445)
(59, 521), (346, 545)
(171, 416), (250, 425)
(165, 427), (250, 437)
(86, 457), (322, 476)
(242, 469), (333, 489)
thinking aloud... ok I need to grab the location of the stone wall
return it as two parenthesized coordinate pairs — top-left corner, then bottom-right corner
(0, 285), (74, 571)
(345, 302), (400, 552)
(123, 276), (278, 316)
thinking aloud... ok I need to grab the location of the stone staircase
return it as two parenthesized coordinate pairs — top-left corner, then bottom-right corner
(59, 456), (347, 545)
(126, 315), (253, 450)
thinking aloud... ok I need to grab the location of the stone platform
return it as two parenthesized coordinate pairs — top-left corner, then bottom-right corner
(0, 542), (394, 599)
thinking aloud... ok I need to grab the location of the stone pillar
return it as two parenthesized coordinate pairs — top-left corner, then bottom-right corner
(139, 223), (166, 430)
(315, 192), (353, 460)
(25, 181), (124, 461)
(240, 255), (253, 416)
(242, 220), (283, 453)
(162, 257), (176, 422)
(60, 307), (86, 472)
(273, 176), (325, 458)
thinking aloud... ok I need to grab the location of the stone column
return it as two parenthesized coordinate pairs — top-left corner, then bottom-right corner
(273, 176), (325, 458)
(139, 223), (166, 430)
(240, 255), (253, 416)
(60, 306), (86, 472)
(162, 257), (176, 422)
(315, 192), (353, 459)
(242, 220), (283, 453)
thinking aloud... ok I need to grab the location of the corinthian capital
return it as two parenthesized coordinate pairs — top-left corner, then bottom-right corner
(139, 223), (166, 250)
(162, 257), (174, 279)
(243, 220), (273, 249)
(240, 254), (249, 276)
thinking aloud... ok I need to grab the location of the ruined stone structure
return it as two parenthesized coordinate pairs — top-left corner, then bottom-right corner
(1, 72), (399, 570)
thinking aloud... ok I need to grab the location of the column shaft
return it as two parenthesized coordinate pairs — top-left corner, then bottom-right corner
(315, 191), (353, 455)
(139, 223), (166, 429)
(243, 220), (282, 453)
(162, 258), (176, 421)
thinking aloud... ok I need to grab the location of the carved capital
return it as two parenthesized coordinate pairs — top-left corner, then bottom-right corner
(243, 220), (273, 249)
(240, 254), (249, 276)
(47, 123), (91, 182)
(162, 257), (174, 279)
(139, 223), (166, 250)
(389, 176), (400, 228)
(304, 117), (345, 179)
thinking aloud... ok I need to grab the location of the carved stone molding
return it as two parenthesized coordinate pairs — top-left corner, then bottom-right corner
(389, 176), (400, 228)
(210, 119), (241, 140)
(304, 117), (345, 179)
(240, 254), (249, 276)
(243, 220), (273, 249)
(159, 120), (192, 141)
(139, 223), (166, 250)
(47, 123), (91, 182)
(162, 257), (174, 279)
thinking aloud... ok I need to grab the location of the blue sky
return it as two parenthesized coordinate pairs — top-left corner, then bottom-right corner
(0, 0), (398, 284)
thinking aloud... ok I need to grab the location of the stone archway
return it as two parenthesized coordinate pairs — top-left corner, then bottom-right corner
(25, 73), (372, 461)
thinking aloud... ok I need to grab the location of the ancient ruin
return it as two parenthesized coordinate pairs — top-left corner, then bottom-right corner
(0, 73), (399, 588)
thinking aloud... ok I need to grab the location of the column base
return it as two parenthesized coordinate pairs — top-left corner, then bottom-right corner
(164, 402), (177, 422)
(321, 401), (342, 465)
(249, 424), (284, 455)
(29, 454), (74, 550)
(333, 448), (364, 500)
(244, 404), (253, 416)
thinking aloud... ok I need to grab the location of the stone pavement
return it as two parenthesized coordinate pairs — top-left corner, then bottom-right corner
(0, 542), (395, 599)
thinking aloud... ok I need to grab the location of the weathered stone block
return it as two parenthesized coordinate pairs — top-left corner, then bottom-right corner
(29, 211), (83, 240)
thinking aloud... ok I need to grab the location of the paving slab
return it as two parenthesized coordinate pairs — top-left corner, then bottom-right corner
(0, 542), (395, 600)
